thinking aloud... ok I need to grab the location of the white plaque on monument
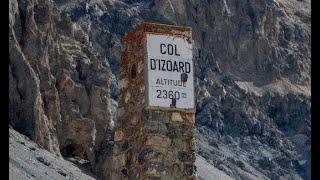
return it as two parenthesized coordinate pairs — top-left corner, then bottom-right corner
(146, 33), (194, 109)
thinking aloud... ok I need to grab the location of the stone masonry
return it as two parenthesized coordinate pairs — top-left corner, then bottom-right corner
(112, 23), (196, 180)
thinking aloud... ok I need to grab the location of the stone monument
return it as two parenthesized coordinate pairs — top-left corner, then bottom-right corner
(113, 22), (196, 180)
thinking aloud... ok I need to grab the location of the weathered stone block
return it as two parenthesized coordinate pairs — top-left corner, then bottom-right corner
(120, 78), (129, 90)
(149, 111), (170, 123)
(188, 138), (196, 151)
(145, 169), (158, 176)
(158, 122), (168, 134)
(117, 107), (126, 117)
(171, 138), (188, 151)
(145, 121), (159, 134)
(113, 153), (126, 169)
(131, 115), (140, 125)
(125, 92), (131, 103)
(138, 148), (159, 164)
(185, 113), (195, 124)
(124, 128), (133, 138)
(145, 135), (171, 149)
(143, 162), (166, 176)
(162, 150), (178, 165)
(114, 130), (124, 142)
(167, 123), (195, 137)
(113, 143), (122, 154)
(172, 112), (183, 122)
(118, 118), (129, 127)
(172, 163), (181, 174)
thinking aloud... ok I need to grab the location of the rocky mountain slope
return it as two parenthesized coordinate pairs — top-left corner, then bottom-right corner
(9, 127), (99, 179)
(10, 127), (232, 179)
(9, 0), (310, 179)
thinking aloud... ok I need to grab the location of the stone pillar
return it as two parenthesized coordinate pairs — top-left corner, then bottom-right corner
(113, 22), (196, 180)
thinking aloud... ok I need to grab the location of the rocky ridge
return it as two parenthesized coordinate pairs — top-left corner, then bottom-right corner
(9, 0), (310, 179)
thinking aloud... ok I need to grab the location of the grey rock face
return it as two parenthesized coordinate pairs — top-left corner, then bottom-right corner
(9, 0), (114, 175)
(9, 0), (310, 179)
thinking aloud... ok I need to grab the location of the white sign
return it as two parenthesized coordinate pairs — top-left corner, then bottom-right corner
(146, 33), (194, 109)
